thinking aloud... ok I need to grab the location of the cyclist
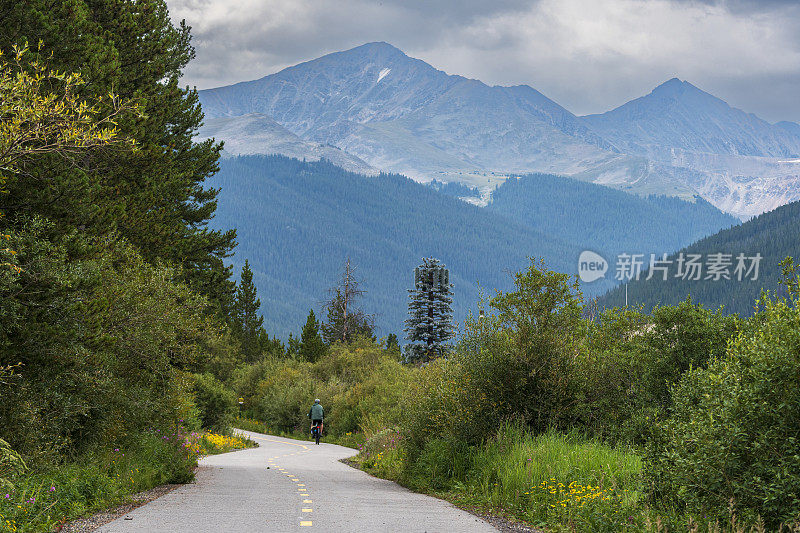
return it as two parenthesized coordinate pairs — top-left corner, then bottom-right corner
(308, 399), (324, 444)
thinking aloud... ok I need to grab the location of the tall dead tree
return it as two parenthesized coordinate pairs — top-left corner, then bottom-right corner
(321, 258), (374, 344)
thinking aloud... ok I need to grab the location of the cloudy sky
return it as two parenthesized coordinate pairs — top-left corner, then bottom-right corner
(166, 0), (800, 122)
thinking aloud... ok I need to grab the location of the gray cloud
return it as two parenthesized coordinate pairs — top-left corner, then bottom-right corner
(167, 0), (800, 123)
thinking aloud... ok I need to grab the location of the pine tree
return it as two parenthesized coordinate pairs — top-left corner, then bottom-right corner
(0, 0), (237, 313)
(386, 333), (399, 351)
(232, 260), (264, 362)
(298, 309), (326, 363)
(404, 257), (454, 364)
(321, 259), (374, 344)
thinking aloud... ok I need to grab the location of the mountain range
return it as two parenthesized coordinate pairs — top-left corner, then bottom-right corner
(198, 42), (800, 219)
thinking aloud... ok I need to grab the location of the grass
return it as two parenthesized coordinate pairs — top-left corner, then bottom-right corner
(0, 428), (197, 533)
(464, 425), (643, 531)
(351, 423), (800, 532)
(232, 416), (270, 434)
(352, 423), (645, 532)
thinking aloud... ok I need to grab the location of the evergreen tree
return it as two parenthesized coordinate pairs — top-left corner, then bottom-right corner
(286, 333), (300, 358)
(404, 257), (454, 363)
(298, 309), (326, 363)
(386, 333), (399, 351)
(232, 260), (264, 362)
(0, 0), (237, 313)
(322, 259), (374, 344)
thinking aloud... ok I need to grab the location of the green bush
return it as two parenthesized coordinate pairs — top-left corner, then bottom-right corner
(0, 438), (26, 490)
(191, 373), (235, 432)
(576, 300), (738, 444)
(0, 221), (224, 465)
(643, 295), (800, 526)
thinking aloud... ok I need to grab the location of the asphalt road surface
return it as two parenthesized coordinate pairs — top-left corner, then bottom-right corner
(97, 429), (499, 532)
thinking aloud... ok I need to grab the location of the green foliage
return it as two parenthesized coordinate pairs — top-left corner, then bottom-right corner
(321, 259), (374, 344)
(643, 293), (800, 526)
(191, 373), (236, 433)
(0, 438), (26, 490)
(403, 260), (585, 452)
(298, 309), (326, 363)
(0, 43), (134, 194)
(233, 337), (412, 438)
(0, 430), (196, 533)
(386, 333), (399, 351)
(231, 260), (265, 363)
(0, 0), (237, 311)
(780, 256), (799, 298)
(0, 219), (221, 463)
(576, 299), (739, 443)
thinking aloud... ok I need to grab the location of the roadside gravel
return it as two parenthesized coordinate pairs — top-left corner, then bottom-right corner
(57, 483), (182, 532)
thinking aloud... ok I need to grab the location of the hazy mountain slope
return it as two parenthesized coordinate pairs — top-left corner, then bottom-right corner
(198, 42), (618, 182)
(583, 78), (800, 159)
(597, 200), (800, 315)
(210, 155), (744, 337)
(776, 121), (800, 141)
(196, 114), (377, 174)
(210, 155), (581, 338)
(488, 173), (738, 260)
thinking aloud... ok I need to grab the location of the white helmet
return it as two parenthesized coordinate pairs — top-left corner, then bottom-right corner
(314, 399), (320, 403)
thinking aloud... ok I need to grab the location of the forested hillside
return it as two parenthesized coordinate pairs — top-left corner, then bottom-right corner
(598, 200), (800, 314)
(211, 156), (738, 337)
(488, 173), (737, 260)
(210, 155), (579, 338)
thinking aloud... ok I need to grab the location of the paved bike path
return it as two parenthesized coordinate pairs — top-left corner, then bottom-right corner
(97, 430), (498, 532)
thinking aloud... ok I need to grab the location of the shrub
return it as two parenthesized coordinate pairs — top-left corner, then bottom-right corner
(0, 438), (26, 490)
(577, 300), (738, 444)
(234, 337), (413, 438)
(643, 295), (800, 526)
(191, 373), (236, 432)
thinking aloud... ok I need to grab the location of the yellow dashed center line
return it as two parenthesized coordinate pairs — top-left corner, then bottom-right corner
(248, 434), (316, 527)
